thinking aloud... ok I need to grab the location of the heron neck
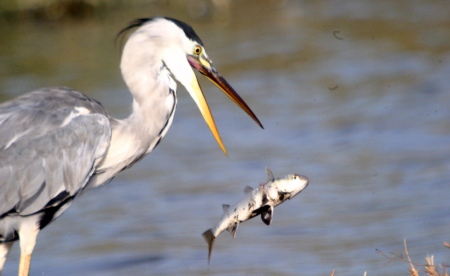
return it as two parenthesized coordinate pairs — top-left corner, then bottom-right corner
(89, 67), (176, 188)
(125, 62), (176, 148)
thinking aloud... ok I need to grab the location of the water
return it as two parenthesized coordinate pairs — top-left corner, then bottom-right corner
(1, 1), (449, 275)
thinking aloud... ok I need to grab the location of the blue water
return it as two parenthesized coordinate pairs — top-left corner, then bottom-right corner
(1, 1), (449, 275)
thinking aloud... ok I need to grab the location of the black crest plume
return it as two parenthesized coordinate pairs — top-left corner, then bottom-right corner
(115, 17), (203, 50)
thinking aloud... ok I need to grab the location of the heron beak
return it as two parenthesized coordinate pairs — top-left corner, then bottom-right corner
(188, 56), (263, 129)
(187, 74), (228, 155)
(187, 55), (263, 155)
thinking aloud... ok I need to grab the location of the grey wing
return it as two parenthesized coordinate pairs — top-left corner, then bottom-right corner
(0, 87), (111, 216)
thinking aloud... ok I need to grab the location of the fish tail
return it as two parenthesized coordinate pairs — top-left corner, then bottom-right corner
(202, 229), (215, 264)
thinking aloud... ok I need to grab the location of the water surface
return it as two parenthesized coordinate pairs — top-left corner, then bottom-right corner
(1, 1), (449, 275)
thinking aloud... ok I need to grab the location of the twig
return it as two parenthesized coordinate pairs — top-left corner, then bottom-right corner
(377, 240), (450, 276)
(404, 239), (419, 276)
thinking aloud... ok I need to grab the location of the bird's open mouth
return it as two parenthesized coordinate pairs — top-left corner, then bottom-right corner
(187, 55), (263, 155)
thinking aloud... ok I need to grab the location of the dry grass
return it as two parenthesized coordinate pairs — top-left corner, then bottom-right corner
(332, 240), (449, 276)
(376, 240), (449, 276)
(406, 241), (448, 276)
(405, 240), (420, 276)
(424, 255), (445, 276)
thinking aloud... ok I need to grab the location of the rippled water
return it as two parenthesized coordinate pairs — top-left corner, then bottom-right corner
(1, 1), (449, 275)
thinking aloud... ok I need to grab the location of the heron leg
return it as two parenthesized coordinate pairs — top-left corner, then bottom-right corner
(18, 224), (39, 276)
(0, 242), (14, 275)
(18, 253), (32, 276)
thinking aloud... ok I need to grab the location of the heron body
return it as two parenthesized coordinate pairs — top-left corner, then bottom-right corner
(0, 17), (262, 275)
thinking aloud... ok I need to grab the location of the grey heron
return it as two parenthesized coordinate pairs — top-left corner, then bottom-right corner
(0, 17), (262, 275)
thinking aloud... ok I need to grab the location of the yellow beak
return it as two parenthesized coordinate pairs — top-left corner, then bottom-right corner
(187, 55), (263, 155)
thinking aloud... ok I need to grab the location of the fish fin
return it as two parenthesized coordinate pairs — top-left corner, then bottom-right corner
(244, 185), (254, 194)
(261, 206), (273, 225)
(227, 222), (239, 238)
(202, 229), (216, 265)
(222, 204), (230, 213)
(265, 167), (275, 182)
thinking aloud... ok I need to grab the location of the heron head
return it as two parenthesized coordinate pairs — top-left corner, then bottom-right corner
(118, 17), (263, 155)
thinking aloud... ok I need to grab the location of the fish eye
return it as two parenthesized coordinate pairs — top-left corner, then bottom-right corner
(194, 45), (202, 56)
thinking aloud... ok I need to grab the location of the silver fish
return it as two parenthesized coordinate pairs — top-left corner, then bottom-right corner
(202, 167), (309, 263)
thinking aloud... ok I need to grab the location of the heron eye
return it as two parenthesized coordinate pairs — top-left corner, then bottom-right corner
(194, 45), (202, 56)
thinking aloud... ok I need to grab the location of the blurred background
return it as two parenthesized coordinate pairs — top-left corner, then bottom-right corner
(1, 0), (449, 275)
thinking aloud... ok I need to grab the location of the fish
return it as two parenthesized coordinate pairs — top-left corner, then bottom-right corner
(202, 167), (309, 263)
